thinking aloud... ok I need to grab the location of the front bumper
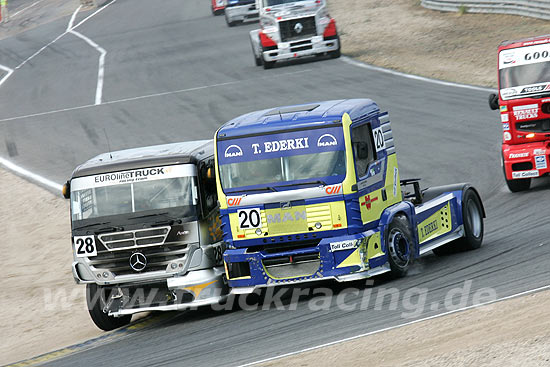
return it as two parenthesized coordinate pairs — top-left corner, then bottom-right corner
(225, 4), (259, 22)
(109, 267), (228, 316)
(262, 36), (339, 62)
(503, 143), (550, 180)
(224, 231), (390, 294)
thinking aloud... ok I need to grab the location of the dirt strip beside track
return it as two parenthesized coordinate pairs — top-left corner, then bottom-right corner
(263, 290), (550, 366)
(329, 0), (550, 88)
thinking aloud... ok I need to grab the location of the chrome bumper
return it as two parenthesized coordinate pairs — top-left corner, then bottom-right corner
(109, 267), (228, 316)
(262, 36), (339, 62)
(225, 4), (259, 22)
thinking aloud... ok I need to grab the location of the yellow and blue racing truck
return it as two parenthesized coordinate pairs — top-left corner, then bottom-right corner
(214, 99), (485, 293)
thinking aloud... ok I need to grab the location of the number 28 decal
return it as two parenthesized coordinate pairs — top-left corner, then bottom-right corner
(238, 208), (262, 229)
(372, 127), (386, 152)
(74, 235), (97, 257)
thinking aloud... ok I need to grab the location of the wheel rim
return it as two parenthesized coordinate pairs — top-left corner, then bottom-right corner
(388, 228), (410, 267)
(466, 199), (482, 238)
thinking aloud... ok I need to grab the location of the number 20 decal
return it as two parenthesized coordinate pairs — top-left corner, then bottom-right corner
(238, 208), (262, 229)
(372, 127), (386, 152)
(74, 235), (97, 257)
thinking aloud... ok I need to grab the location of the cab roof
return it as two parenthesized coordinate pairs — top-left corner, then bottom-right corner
(71, 140), (212, 179)
(499, 34), (550, 50)
(217, 99), (380, 140)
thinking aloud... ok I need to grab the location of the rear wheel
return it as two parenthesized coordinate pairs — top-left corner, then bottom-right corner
(386, 215), (414, 278)
(433, 188), (484, 255)
(87, 284), (131, 331)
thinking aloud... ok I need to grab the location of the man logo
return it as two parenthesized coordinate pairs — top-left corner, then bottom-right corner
(317, 134), (338, 147)
(224, 145), (243, 158)
(294, 22), (303, 34)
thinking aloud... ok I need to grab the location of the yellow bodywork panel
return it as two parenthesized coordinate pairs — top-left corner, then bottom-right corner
(336, 247), (362, 268)
(230, 201), (348, 240)
(417, 203), (452, 244)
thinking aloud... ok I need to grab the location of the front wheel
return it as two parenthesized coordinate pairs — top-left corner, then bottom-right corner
(329, 38), (341, 59)
(86, 284), (131, 331)
(386, 215), (414, 278)
(503, 154), (531, 192)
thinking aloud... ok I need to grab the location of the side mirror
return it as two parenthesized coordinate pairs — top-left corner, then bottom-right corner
(62, 181), (70, 199)
(489, 93), (499, 111)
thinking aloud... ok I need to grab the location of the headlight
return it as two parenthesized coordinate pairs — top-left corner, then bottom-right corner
(261, 17), (276, 28)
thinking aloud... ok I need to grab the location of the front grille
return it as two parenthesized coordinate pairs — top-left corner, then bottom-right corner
(279, 16), (316, 42)
(516, 119), (550, 132)
(98, 227), (170, 251)
(88, 243), (188, 276)
(263, 257), (320, 279)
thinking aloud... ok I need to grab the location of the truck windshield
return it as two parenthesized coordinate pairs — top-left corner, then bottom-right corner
(220, 150), (345, 190)
(499, 44), (550, 100)
(70, 164), (197, 222)
(217, 126), (346, 192)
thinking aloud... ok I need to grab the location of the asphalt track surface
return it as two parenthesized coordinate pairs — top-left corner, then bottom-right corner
(1, 0), (550, 365)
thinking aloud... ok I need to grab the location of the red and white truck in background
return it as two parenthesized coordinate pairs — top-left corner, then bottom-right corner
(489, 34), (550, 192)
(249, 0), (340, 69)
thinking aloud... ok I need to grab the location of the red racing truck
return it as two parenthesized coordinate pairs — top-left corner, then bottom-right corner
(489, 34), (550, 192)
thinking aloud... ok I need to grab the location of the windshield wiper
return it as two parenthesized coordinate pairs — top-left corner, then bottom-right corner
(232, 186), (278, 194)
(274, 180), (327, 189)
(129, 212), (183, 224)
(73, 221), (111, 231)
(129, 212), (170, 220)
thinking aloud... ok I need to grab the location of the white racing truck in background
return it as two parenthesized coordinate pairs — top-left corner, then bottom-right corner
(62, 141), (227, 330)
(224, 0), (259, 27)
(249, 0), (340, 69)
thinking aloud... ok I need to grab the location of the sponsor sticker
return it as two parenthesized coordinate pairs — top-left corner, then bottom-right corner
(504, 132), (512, 141)
(501, 114), (509, 123)
(227, 197), (243, 207)
(509, 152), (529, 159)
(535, 155), (547, 170)
(503, 123), (510, 131)
(513, 104), (538, 121)
(534, 148), (546, 155)
(325, 184), (342, 195)
(500, 105), (508, 113)
(330, 240), (358, 252)
(512, 170), (539, 179)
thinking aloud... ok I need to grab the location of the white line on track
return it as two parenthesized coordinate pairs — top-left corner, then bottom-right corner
(0, 69), (314, 123)
(10, 0), (44, 18)
(67, 5), (108, 105)
(342, 56), (497, 93)
(0, 63), (14, 87)
(238, 283), (550, 367)
(0, 157), (62, 192)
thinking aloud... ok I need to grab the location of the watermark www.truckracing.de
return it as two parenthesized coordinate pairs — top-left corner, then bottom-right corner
(43, 279), (497, 319)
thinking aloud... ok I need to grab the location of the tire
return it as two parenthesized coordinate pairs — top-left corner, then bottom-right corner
(386, 215), (414, 278)
(329, 37), (341, 59)
(86, 284), (131, 331)
(502, 153), (531, 192)
(251, 41), (262, 66)
(456, 189), (484, 250)
(261, 47), (275, 69)
(225, 13), (236, 27)
(433, 188), (484, 255)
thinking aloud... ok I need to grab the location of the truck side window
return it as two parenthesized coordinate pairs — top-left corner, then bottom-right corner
(351, 123), (376, 178)
(200, 159), (218, 215)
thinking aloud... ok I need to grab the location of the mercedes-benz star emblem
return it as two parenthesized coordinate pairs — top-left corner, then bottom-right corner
(129, 252), (147, 272)
(294, 22), (303, 34)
